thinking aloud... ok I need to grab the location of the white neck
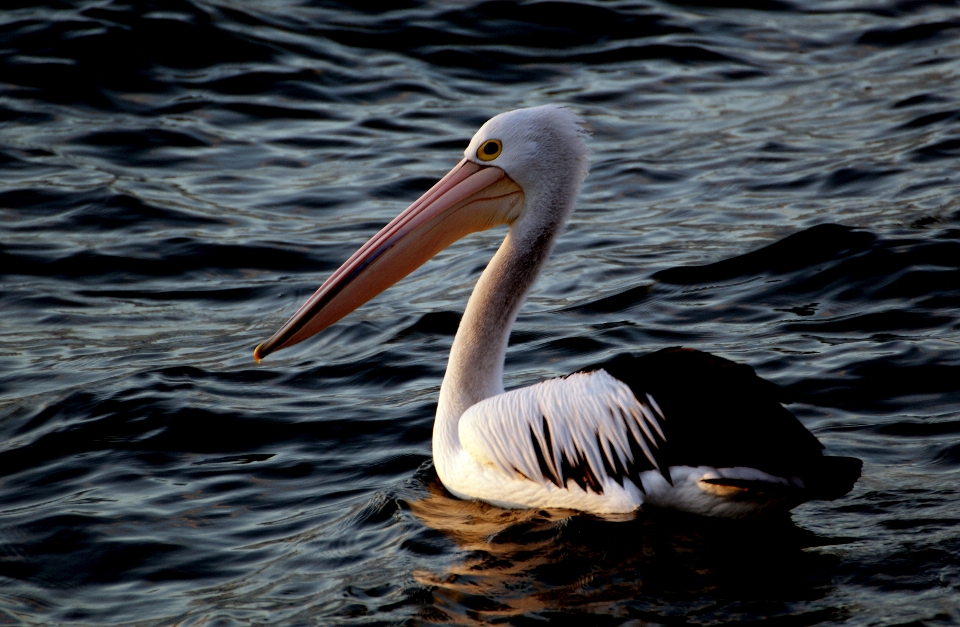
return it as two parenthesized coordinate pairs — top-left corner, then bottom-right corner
(432, 190), (574, 467)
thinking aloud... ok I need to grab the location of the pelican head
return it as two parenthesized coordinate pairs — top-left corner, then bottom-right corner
(254, 105), (589, 361)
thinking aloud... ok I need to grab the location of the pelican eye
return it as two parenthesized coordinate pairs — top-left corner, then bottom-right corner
(477, 139), (502, 161)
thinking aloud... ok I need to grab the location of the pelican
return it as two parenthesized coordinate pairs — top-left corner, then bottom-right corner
(254, 105), (862, 518)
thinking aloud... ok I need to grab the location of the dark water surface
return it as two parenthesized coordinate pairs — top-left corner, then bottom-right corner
(2, 0), (960, 624)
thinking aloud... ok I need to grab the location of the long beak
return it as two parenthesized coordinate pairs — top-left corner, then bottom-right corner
(254, 159), (523, 361)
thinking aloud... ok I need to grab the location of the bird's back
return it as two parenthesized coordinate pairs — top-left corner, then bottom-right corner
(591, 347), (862, 502)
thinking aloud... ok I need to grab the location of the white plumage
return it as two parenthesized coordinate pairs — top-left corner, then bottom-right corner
(459, 370), (665, 487)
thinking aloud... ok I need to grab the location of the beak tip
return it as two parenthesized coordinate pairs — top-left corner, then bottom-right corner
(253, 343), (264, 363)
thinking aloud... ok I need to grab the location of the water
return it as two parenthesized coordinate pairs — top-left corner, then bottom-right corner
(2, 0), (959, 624)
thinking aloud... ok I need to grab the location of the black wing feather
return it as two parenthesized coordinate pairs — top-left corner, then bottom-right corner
(584, 347), (861, 500)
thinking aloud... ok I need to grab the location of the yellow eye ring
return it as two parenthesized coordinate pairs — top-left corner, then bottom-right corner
(477, 139), (502, 161)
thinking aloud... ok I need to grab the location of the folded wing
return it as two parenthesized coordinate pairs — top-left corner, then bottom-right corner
(458, 370), (670, 494)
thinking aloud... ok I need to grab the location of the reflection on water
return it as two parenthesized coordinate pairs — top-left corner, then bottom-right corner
(409, 480), (844, 624)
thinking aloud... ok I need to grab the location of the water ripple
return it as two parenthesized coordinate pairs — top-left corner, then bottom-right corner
(1, 0), (959, 624)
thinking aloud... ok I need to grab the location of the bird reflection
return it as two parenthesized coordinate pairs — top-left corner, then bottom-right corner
(407, 479), (845, 625)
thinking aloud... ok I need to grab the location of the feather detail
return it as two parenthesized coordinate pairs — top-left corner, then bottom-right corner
(458, 369), (669, 494)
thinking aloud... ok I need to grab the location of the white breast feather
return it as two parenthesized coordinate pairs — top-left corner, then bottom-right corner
(458, 369), (666, 489)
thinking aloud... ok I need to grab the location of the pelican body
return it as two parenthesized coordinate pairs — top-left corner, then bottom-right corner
(255, 106), (861, 518)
